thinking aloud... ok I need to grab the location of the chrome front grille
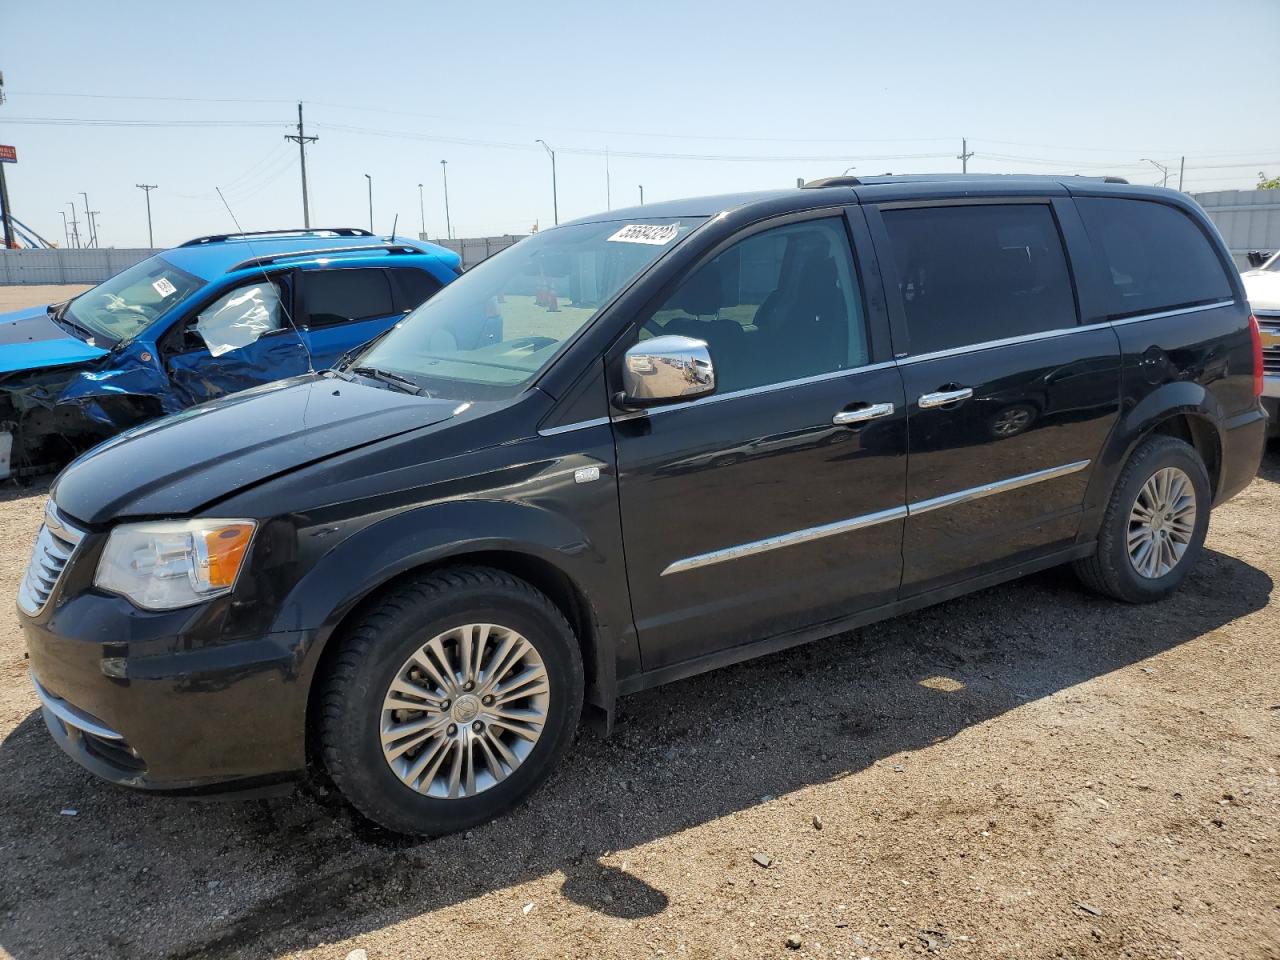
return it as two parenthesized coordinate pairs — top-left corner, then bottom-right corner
(17, 502), (85, 615)
(1259, 315), (1280, 376)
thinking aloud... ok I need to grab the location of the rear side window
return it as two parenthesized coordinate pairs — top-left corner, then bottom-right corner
(303, 269), (395, 327)
(880, 203), (1078, 355)
(1075, 198), (1233, 319)
(389, 267), (444, 311)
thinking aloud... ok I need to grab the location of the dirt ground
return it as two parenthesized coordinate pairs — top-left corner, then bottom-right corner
(0, 375), (1276, 956)
(0, 285), (91, 313)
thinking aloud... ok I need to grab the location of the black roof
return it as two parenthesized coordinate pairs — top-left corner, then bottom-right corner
(564, 174), (1172, 227)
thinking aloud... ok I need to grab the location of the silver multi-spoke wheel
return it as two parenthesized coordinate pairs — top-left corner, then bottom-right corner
(380, 623), (550, 799)
(1127, 466), (1197, 579)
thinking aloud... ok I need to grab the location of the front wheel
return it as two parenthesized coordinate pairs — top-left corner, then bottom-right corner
(1074, 435), (1210, 603)
(319, 567), (583, 836)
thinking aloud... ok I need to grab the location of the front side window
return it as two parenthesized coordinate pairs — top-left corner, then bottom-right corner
(1076, 197), (1234, 317)
(193, 282), (283, 356)
(63, 255), (205, 345)
(357, 218), (704, 395)
(881, 203), (1077, 355)
(643, 217), (869, 393)
(304, 269), (395, 327)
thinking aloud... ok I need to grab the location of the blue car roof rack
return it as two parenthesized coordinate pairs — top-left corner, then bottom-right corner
(180, 227), (375, 247)
(226, 242), (422, 273)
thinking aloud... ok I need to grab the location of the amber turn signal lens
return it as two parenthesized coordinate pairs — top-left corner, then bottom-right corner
(200, 522), (256, 589)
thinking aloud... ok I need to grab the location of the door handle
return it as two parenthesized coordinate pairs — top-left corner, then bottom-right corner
(918, 387), (974, 409)
(833, 401), (895, 425)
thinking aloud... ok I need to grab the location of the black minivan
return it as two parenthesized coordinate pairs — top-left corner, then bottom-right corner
(19, 175), (1267, 835)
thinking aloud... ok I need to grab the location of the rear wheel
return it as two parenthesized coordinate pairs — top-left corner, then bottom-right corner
(319, 566), (583, 836)
(1074, 434), (1210, 603)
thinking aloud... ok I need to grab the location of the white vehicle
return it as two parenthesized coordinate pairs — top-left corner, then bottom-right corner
(1243, 250), (1280, 434)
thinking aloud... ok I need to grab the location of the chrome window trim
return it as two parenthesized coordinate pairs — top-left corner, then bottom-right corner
(627, 360), (900, 421)
(907, 459), (1091, 516)
(660, 505), (907, 576)
(30, 672), (125, 741)
(896, 300), (1236, 365)
(660, 458), (1091, 576)
(537, 416), (611, 437)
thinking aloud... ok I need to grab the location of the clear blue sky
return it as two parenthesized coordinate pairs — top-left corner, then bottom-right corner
(2, 0), (1278, 248)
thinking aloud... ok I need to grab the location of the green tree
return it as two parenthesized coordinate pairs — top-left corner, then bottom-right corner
(1259, 172), (1280, 190)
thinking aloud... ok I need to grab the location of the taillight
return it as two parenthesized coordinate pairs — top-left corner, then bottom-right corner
(1249, 314), (1264, 398)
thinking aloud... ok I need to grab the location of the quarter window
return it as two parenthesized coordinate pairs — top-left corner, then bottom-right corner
(643, 217), (869, 393)
(1075, 198), (1233, 318)
(880, 204), (1078, 355)
(303, 269), (395, 328)
(389, 267), (444, 312)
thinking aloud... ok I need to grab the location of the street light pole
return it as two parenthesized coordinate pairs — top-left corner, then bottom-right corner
(364, 174), (373, 233)
(59, 210), (69, 248)
(440, 160), (452, 239)
(418, 182), (426, 239)
(638, 185), (644, 205)
(135, 184), (157, 248)
(535, 139), (558, 226)
(1140, 158), (1169, 187)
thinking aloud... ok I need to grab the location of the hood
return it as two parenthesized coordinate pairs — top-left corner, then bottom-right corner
(1243, 270), (1280, 313)
(0, 305), (109, 375)
(52, 374), (458, 524)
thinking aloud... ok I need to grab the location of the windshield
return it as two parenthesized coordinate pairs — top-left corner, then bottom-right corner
(355, 217), (705, 396)
(65, 255), (205, 344)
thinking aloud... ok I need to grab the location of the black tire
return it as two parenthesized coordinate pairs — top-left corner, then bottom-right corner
(1073, 435), (1211, 603)
(319, 566), (583, 836)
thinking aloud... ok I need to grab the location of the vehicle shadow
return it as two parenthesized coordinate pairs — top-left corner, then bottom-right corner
(0, 546), (1271, 959)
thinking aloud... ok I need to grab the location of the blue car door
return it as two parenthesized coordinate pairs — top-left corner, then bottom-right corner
(297, 266), (441, 369)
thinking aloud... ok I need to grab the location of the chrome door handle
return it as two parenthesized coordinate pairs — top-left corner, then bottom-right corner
(918, 387), (973, 408)
(833, 401), (895, 425)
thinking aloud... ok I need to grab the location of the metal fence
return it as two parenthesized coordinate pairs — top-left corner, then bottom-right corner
(0, 247), (160, 285)
(421, 234), (526, 271)
(1191, 190), (1280, 270)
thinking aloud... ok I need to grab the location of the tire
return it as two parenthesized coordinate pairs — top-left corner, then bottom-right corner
(1073, 434), (1211, 603)
(319, 566), (584, 836)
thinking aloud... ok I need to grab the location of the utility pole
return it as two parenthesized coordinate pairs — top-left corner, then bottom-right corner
(364, 173), (373, 233)
(638, 184), (644, 205)
(417, 182), (426, 239)
(440, 160), (452, 239)
(535, 140), (558, 226)
(1178, 156), (1185, 192)
(284, 102), (318, 228)
(958, 137), (974, 174)
(79, 192), (95, 247)
(136, 184), (157, 247)
(67, 202), (80, 248)
(88, 210), (100, 246)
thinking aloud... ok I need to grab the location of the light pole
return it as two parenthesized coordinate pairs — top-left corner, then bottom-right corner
(417, 182), (426, 239)
(364, 174), (373, 233)
(440, 160), (452, 239)
(1140, 158), (1169, 187)
(59, 210), (69, 248)
(135, 184), (157, 247)
(638, 185), (644, 205)
(842, 165), (857, 175)
(535, 139), (558, 226)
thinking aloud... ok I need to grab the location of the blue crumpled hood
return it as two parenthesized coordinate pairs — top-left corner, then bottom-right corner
(0, 304), (109, 375)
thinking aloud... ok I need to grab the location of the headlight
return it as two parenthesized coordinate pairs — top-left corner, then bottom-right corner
(95, 519), (257, 611)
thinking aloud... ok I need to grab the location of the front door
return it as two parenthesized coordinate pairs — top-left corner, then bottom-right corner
(613, 212), (908, 672)
(868, 199), (1122, 594)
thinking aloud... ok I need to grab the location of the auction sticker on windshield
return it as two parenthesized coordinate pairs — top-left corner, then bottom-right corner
(151, 277), (177, 297)
(608, 223), (680, 245)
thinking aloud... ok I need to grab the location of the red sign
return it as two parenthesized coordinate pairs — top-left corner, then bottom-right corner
(0, 145), (15, 164)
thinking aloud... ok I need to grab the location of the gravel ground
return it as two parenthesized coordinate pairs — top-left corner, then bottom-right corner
(0, 454), (1277, 960)
(0, 285), (91, 313)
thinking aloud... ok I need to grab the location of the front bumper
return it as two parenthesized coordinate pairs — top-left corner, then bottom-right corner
(22, 601), (317, 794)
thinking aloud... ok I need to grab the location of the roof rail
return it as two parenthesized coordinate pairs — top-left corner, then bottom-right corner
(180, 227), (375, 247)
(226, 243), (421, 273)
(1102, 176), (1130, 184)
(801, 176), (862, 189)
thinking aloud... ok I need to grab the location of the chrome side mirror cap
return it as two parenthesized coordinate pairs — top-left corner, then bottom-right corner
(620, 335), (715, 407)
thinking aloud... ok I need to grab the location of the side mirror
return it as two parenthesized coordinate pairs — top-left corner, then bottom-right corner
(620, 335), (715, 407)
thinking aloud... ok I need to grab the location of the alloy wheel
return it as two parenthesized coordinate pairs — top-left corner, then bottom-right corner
(1127, 466), (1197, 579)
(380, 623), (550, 799)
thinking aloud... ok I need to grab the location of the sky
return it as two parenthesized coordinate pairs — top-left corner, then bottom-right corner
(2, 0), (1278, 249)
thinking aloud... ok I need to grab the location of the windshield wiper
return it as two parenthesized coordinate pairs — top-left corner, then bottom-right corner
(350, 365), (429, 397)
(47, 302), (101, 344)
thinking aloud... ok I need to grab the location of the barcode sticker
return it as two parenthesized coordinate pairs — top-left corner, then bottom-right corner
(607, 223), (679, 245)
(151, 277), (177, 297)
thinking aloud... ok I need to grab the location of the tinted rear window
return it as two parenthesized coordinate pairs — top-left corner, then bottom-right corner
(880, 203), (1078, 355)
(390, 267), (443, 311)
(1076, 198), (1233, 319)
(304, 269), (395, 327)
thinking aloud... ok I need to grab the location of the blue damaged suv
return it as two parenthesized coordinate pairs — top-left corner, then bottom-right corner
(0, 228), (460, 479)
